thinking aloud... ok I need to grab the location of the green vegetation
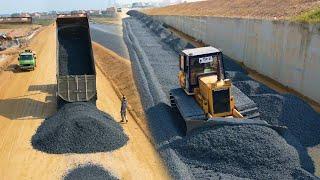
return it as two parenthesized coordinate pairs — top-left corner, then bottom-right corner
(90, 17), (120, 25)
(293, 7), (320, 23)
(32, 18), (55, 26)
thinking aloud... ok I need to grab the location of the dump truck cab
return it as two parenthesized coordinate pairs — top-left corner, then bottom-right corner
(18, 50), (36, 71)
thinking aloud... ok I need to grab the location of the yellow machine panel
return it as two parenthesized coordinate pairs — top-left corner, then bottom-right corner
(194, 75), (242, 118)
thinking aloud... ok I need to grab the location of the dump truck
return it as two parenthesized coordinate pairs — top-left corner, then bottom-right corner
(56, 14), (97, 107)
(170, 46), (265, 133)
(18, 49), (37, 71)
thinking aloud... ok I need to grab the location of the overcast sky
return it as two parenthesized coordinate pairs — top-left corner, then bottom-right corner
(0, 0), (151, 14)
(0, 0), (203, 14)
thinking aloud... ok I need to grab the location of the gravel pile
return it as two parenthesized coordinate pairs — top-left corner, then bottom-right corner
(32, 102), (128, 154)
(249, 94), (284, 125)
(171, 125), (316, 179)
(159, 146), (252, 180)
(280, 94), (320, 147)
(283, 131), (316, 174)
(159, 147), (195, 180)
(233, 83), (320, 148)
(64, 164), (118, 180)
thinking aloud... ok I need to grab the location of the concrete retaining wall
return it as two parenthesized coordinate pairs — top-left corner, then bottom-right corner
(152, 15), (320, 104)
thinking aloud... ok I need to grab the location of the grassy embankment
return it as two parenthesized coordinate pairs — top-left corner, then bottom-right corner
(90, 17), (121, 25)
(293, 7), (320, 23)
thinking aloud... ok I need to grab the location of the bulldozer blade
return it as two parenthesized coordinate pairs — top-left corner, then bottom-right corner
(186, 118), (287, 135)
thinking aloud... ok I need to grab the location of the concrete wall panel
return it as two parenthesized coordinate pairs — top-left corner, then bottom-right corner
(153, 15), (320, 103)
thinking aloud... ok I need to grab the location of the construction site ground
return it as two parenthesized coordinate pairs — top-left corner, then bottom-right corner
(0, 24), (44, 73)
(1, 8), (320, 178)
(0, 24), (41, 38)
(93, 43), (152, 139)
(0, 25), (169, 179)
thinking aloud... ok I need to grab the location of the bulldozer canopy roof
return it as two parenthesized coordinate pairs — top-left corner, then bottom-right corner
(182, 46), (221, 57)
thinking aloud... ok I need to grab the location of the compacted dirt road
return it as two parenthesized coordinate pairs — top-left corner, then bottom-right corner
(0, 25), (169, 179)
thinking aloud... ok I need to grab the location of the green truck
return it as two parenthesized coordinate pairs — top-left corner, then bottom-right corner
(18, 50), (37, 71)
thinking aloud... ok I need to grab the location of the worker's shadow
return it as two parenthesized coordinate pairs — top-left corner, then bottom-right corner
(0, 84), (57, 120)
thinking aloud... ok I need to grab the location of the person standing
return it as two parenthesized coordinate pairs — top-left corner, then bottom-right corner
(120, 95), (128, 123)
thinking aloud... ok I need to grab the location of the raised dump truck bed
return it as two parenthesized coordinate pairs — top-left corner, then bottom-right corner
(56, 14), (97, 105)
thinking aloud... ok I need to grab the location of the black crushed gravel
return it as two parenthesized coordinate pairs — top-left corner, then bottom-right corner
(123, 19), (182, 143)
(57, 20), (95, 76)
(31, 102), (128, 154)
(280, 94), (320, 147)
(283, 131), (316, 174)
(291, 168), (320, 180)
(223, 56), (247, 73)
(64, 164), (118, 180)
(171, 125), (314, 180)
(124, 10), (320, 179)
(249, 94), (284, 125)
(159, 147), (195, 180)
(233, 80), (279, 96)
(159, 146), (249, 180)
(225, 71), (252, 82)
(240, 92), (320, 147)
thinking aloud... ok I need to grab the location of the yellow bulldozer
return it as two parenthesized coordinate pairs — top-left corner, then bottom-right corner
(169, 46), (285, 133)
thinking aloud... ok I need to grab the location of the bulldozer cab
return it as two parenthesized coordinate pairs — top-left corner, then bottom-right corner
(179, 46), (225, 95)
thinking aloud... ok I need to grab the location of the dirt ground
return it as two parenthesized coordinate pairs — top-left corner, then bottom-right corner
(0, 25), (169, 179)
(0, 47), (24, 73)
(0, 29), (44, 75)
(0, 24), (40, 39)
(144, 0), (320, 20)
(91, 9), (129, 25)
(93, 43), (152, 139)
